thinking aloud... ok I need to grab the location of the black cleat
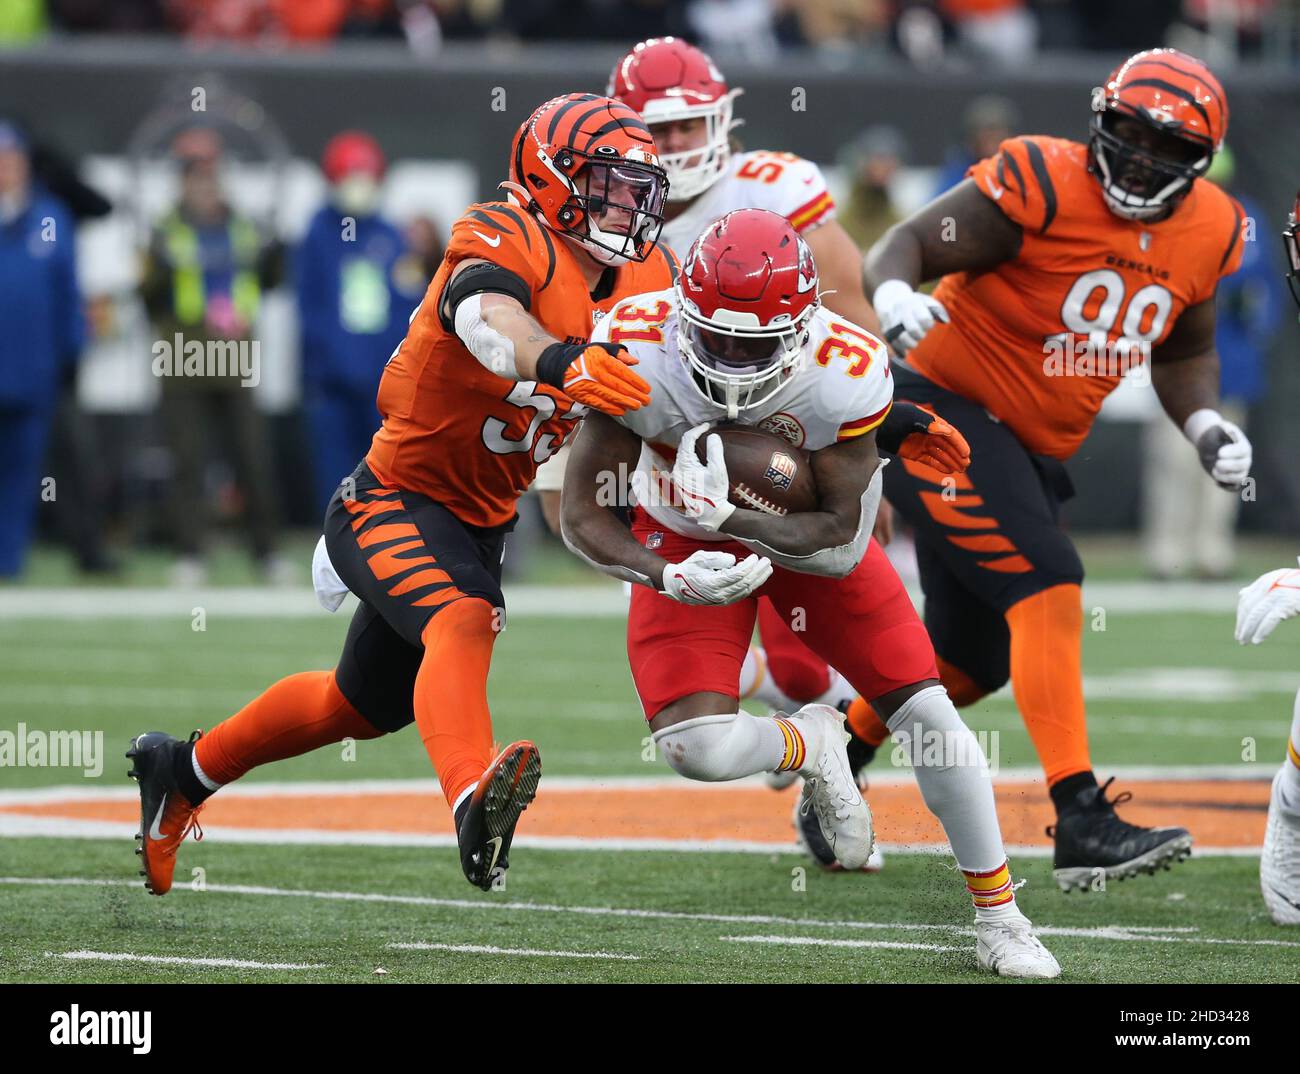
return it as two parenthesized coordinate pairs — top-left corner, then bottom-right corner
(126, 730), (205, 896)
(1049, 777), (1192, 892)
(455, 741), (540, 891)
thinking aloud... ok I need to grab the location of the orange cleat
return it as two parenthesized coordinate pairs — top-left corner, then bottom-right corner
(126, 730), (206, 896)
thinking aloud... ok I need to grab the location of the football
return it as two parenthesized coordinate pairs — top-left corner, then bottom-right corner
(695, 424), (818, 517)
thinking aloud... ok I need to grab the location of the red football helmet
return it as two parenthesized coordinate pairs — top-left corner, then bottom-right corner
(507, 92), (668, 266)
(1089, 48), (1227, 220)
(608, 37), (740, 202)
(1285, 190), (1300, 310)
(322, 131), (386, 182)
(676, 208), (819, 419)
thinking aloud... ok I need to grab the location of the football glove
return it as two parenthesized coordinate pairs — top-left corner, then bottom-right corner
(1185, 409), (1252, 490)
(879, 401), (971, 474)
(661, 549), (773, 606)
(537, 341), (651, 416)
(873, 279), (949, 355)
(673, 423), (735, 531)
(1235, 558), (1300, 645)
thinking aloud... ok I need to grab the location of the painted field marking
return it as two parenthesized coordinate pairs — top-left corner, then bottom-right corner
(7, 877), (1299, 950)
(389, 941), (638, 961)
(724, 935), (967, 954)
(48, 950), (324, 970)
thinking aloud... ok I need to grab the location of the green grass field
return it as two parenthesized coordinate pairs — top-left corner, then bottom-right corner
(2, 563), (1299, 983)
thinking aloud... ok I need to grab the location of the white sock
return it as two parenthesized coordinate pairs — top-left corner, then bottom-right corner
(811, 668), (856, 712)
(742, 647), (854, 714)
(191, 749), (221, 792)
(653, 711), (798, 782)
(887, 685), (1009, 876)
(739, 646), (766, 700)
(1279, 687), (1300, 812)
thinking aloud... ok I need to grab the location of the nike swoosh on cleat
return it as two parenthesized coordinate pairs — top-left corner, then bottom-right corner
(484, 835), (504, 873)
(1265, 884), (1300, 911)
(148, 793), (168, 841)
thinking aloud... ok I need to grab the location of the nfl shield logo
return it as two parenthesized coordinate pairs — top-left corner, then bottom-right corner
(647, 531), (663, 549)
(764, 452), (797, 490)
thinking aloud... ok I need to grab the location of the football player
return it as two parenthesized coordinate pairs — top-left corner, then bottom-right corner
(538, 38), (972, 874)
(126, 93), (678, 894)
(861, 49), (1251, 889)
(1234, 193), (1300, 925)
(561, 209), (1060, 978)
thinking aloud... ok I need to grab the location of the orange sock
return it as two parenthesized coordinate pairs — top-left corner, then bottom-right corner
(844, 696), (890, 748)
(1004, 583), (1091, 785)
(416, 598), (499, 812)
(196, 669), (381, 786)
(937, 655), (989, 707)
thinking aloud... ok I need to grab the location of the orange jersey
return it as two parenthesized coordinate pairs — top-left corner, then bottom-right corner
(908, 136), (1245, 459)
(365, 202), (677, 527)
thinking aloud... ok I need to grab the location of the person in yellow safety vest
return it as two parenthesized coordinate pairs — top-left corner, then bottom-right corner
(139, 126), (290, 586)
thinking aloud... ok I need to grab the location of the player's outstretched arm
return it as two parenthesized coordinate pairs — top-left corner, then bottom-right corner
(444, 258), (651, 415)
(561, 413), (772, 604)
(681, 425), (883, 577)
(1151, 297), (1253, 490)
(863, 179), (1022, 353)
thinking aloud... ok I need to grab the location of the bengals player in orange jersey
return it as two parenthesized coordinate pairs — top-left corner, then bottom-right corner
(125, 94), (687, 895)
(860, 49), (1253, 890)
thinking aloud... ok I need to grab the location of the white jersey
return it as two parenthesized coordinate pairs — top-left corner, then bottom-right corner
(660, 150), (836, 257)
(591, 289), (892, 542)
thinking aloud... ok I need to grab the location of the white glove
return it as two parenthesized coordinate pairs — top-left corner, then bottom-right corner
(1235, 558), (1300, 645)
(673, 423), (735, 531)
(661, 549), (773, 606)
(872, 278), (949, 354)
(1184, 409), (1252, 490)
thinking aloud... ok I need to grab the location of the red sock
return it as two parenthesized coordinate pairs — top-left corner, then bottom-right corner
(416, 598), (499, 811)
(756, 600), (831, 701)
(196, 670), (381, 786)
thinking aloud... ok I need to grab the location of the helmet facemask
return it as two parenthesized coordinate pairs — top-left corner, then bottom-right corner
(645, 90), (741, 202)
(676, 290), (814, 420)
(1089, 109), (1213, 221)
(552, 149), (668, 266)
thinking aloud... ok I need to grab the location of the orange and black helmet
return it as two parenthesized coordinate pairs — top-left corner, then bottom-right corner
(1089, 48), (1227, 220)
(507, 92), (668, 266)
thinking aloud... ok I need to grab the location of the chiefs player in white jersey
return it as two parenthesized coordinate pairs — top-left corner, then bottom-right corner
(533, 38), (972, 872)
(560, 209), (1059, 978)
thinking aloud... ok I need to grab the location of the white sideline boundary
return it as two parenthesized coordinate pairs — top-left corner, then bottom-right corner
(48, 950), (325, 970)
(6, 876), (1298, 949)
(0, 816), (1263, 857)
(0, 580), (1249, 619)
(389, 941), (638, 961)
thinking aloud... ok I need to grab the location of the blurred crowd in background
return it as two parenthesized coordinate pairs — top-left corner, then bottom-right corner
(0, 1), (1296, 66)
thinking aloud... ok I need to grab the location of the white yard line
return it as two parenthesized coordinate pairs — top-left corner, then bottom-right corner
(48, 950), (324, 970)
(388, 941), (637, 961)
(723, 935), (967, 953)
(7, 876), (1297, 949)
(0, 581), (1250, 620)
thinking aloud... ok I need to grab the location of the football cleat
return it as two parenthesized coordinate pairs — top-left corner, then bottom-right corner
(788, 704), (875, 871)
(1049, 777), (1192, 892)
(792, 791), (884, 872)
(455, 741), (541, 892)
(126, 730), (206, 896)
(975, 909), (1062, 979)
(1261, 768), (1300, 925)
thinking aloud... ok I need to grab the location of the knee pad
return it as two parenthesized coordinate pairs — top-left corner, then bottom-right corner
(652, 713), (748, 782)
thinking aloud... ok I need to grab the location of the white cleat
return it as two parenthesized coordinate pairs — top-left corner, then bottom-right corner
(791, 786), (885, 872)
(975, 910), (1062, 979)
(1261, 768), (1300, 925)
(787, 704), (874, 871)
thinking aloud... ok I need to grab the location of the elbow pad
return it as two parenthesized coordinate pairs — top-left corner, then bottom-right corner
(735, 460), (886, 577)
(453, 293), (518, 377)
